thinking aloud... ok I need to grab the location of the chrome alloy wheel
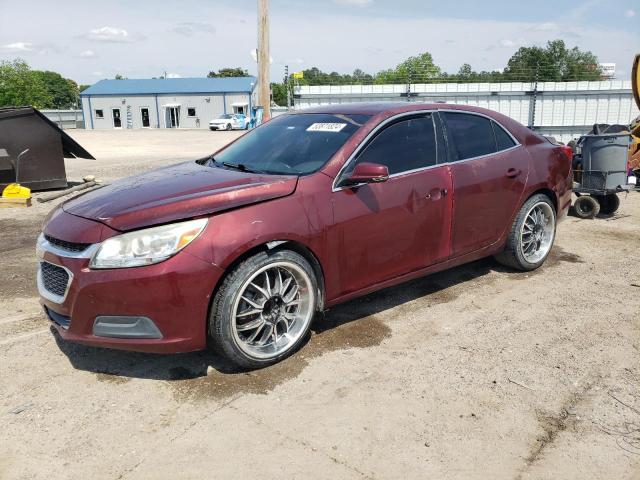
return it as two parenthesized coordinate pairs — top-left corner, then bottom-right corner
(520, 201), (555, 264)
(231, 261), (315, 359)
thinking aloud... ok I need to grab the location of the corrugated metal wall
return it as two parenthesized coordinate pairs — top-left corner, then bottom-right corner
(294, 81), (639, 143)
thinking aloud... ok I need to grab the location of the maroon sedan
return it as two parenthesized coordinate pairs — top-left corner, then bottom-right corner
(37, 103), (572, 368)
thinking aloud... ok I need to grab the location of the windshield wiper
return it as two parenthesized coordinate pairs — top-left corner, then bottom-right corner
(221, 161), (263, 174)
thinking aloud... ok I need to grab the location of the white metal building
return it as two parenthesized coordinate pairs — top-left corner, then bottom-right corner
(294, 81), (639, 143)
(81, 77), (256, 130)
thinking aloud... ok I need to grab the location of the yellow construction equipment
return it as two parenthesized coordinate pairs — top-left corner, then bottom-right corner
(1, 149), (32, 205)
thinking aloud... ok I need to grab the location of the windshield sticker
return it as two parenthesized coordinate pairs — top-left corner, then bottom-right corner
(306, 123), (347, 133)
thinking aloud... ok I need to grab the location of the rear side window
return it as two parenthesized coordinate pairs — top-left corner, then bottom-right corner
(492, 121), (516, 151)
(443, 112), (496, 161)
(355, 115), (437, 175)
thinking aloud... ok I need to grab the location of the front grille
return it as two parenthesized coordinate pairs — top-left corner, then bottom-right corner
(44, 234), (90, 253)
(41, 262), (70, 297)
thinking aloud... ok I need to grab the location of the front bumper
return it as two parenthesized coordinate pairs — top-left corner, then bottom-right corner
(37, 231), (224, 354)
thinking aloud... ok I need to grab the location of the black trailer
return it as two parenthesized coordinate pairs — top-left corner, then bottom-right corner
(571, 132), (634, 218)
(0, 106), (94, 191)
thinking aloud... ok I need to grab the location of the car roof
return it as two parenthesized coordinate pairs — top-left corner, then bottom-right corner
(294, 101), (504, 117)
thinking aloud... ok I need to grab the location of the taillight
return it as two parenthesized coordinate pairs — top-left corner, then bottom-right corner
(560, 145), (573, 162)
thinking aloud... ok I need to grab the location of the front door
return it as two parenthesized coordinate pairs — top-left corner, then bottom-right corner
(141, 108), (150, 127)
(165, 107), (180, 128)
(331, 114), (453, 295)
(112, 108), (121, 128)
(442, 111), (529, 257)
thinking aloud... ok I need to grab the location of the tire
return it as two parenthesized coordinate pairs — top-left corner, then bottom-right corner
(593, 194), (619, 216)
(225, 123), (232, 131)
(209, 249), (318, 369)
(573, 195), (600, 219)
(494, 193), (556, 271)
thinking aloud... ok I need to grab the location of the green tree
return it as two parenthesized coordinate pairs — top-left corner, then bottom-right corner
(0, 59), (52, 108)
(114, 74), (126, 80)
(503, 40), (602, 82)
(271, 82), (287, 106)
(33, 70), (79, 109)
(207, 67), (249, 78)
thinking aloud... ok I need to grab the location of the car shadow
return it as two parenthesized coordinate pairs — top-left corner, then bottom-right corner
(52, 256), (524, 382)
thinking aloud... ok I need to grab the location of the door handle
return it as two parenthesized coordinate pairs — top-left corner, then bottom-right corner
(426, 188), (448, 200)
(505, 168), (521, 178)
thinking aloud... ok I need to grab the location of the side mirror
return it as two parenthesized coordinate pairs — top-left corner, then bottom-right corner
(341, 162), (389, 187)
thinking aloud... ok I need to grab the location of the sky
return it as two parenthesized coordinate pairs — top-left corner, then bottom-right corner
(0, 0), (638, 84)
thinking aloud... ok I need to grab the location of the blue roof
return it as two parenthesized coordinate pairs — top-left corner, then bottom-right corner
(81, 77), (256, 96)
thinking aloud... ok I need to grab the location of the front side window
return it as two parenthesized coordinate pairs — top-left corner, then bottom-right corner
(209, 113), (370, 175)
(354, 115), (437, 175)
(95, 109), (104, 119)
(443, 112), (496, 161)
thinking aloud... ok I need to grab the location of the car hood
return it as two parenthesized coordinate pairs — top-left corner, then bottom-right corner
(62, 161), (298, 231)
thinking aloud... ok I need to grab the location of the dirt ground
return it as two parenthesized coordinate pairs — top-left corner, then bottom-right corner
(1, 129), (639, 480)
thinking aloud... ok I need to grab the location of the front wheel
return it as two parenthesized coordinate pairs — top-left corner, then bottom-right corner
(225, 123), (232, 131)
(209, 249), (318, 369)
(494, 194), (556, 271)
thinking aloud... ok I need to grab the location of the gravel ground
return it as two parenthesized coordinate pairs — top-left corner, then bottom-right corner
(0, 129), (639, 479)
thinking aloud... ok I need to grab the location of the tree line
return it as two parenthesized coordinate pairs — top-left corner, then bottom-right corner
(0, 39), (603, 109)
(287, 40), (603, 87)
(0, 59), (87, 109)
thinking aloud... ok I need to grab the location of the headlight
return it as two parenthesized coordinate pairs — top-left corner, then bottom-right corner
(90, 218), (208, 269)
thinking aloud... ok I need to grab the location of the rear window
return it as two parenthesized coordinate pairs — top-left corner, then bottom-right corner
(211, 113), (370, 175)
(443, 112), (496, 160)
(492, 121), (516, 151)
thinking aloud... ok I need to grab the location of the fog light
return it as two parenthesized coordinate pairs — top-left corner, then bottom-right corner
(93, 316), (163, 339)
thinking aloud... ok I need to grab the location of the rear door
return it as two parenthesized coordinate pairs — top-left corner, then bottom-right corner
(331, 113), (453, 294)
(442, 111), (529, 258)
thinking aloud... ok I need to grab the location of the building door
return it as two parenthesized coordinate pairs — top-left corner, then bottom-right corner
(165, 107), (180, 128)
(141, 108), (150, 127)
(112, 108), (121, 128)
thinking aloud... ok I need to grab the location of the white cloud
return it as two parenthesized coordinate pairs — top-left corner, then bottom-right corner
(166, 72), (181, 78)
(1, 42), (35, 52)
(533, 22), (559, 31)
(79, 49), (96, 58)
(625, 9), (636, 18)
(499, 39), (518, 48)
(333, 0), (373, 6)
(92, 71), (104, 77)
(172, 22), (215, 36)
(83, 26), (141, 43)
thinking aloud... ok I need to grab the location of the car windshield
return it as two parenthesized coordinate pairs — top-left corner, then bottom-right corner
(207, 113), (370, 175)
(219, 114), (233, 119)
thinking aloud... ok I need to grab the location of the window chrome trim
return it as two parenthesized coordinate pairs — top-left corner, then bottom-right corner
(37, 261), (73, 306)
(332, 108), (522, 192)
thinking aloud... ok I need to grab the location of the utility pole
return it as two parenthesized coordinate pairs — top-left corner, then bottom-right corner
(257, 0), (271, 120)
(285, 64), (291, 110)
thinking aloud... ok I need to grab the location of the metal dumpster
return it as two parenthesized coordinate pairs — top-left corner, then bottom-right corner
(0, 106), (94, 191)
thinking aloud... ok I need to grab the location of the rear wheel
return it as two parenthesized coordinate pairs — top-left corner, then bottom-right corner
(494, 194), (556, 271)
(593, 194), (619, 216)
(209, 249), (317, 369)
(573, 195), (600, 219)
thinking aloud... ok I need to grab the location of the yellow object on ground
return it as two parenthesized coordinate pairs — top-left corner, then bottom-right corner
(2, 183), (31, 199)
